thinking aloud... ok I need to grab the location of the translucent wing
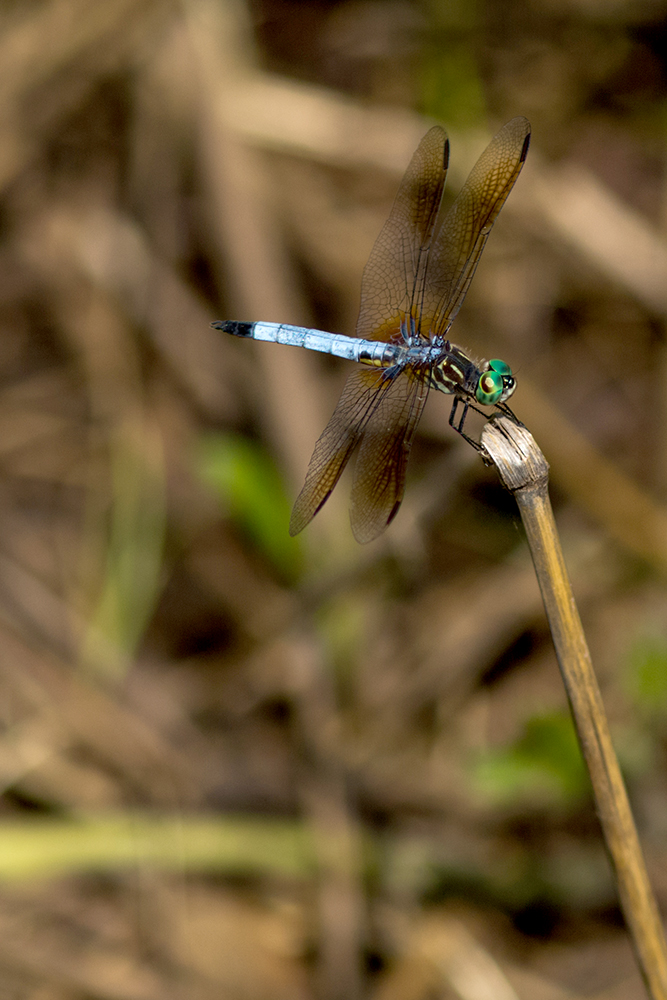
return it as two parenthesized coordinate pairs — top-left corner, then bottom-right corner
(290, 367), (429, 542)
(355, 126), (449, 343)
(421, 116), (531, 337)
(289, 368), (388, 537)
(349, 370), (429, 543)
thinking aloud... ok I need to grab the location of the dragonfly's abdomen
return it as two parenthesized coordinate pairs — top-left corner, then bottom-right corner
(215, 321), (396, 366)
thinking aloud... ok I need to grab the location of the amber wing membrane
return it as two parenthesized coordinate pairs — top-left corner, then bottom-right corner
(348, 368), (430, 542)
(420, 116), (531, 338)
(289, 366), (429, 542)
(355, 126), (449, 343)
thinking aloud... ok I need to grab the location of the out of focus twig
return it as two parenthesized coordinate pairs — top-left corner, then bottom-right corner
(184, 0), (329, 500)
(375, 913), (520, 1000)
(0, 0), (164, 191)
(215, 71), (667, 320)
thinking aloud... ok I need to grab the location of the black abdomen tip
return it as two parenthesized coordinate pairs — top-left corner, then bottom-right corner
(211, 321), (253, 337)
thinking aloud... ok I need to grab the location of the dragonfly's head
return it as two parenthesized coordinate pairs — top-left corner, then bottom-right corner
(475, 359), (516, 406)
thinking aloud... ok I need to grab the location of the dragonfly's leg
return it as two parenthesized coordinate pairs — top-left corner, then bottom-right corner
(449, 396), (523, 452)
(448, 397), (483, 452)
(496, 401), (524, 427)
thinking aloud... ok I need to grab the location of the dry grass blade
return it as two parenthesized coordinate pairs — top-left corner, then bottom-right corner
(184, 0), (326, 493)
(218, 72), (667, 324)
(0, 0), (166, 191)
(376, 913), (521, 1000)
(481, 416), (667, 1000)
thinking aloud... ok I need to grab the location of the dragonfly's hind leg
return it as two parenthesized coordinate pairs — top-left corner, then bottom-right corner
(448, 396), (483, 451)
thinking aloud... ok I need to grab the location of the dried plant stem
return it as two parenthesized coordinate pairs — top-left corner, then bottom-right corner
(481, 416), (667, 1000)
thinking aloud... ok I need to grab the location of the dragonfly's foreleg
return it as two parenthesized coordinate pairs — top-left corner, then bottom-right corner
(449, 395), (525, 467)
(495, 401), (524, 427)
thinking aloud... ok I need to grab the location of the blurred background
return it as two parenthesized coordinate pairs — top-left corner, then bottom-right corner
(0, 0), (666, 997)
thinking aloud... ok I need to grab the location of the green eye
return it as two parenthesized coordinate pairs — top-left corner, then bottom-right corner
(476, 370), (504, 405)
(488, 359), (512, 377)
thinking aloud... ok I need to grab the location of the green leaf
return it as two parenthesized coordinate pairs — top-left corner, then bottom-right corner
(80, 423), (167, 683)
(420, 43), (486, 129)
(0, 815), (314, 881)
(472, 711), (589, 808)
(197, 433), (302, 580)
(624, 634), (667, 715)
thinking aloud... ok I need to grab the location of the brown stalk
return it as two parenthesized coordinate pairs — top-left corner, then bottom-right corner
(481, 415), (667, 1000)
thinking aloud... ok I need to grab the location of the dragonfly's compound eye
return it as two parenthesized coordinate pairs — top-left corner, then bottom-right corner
(476, 369), (505, 405)
(488, 359), (512, 377)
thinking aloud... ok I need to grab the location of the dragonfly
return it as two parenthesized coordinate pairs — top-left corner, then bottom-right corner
(214, 116), (530, 543)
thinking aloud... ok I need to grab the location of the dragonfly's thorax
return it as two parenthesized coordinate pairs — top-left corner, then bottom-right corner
(427, 347), (516, 406)
(428, 344), (480, 396)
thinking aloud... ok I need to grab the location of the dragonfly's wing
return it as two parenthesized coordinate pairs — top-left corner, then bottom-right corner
(289, 368), (429, 542)
(289, 367), (388, 537)
(422, 116), (531, 337)
(355, 127), (449, 343)
(349, 369), (429, 543)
